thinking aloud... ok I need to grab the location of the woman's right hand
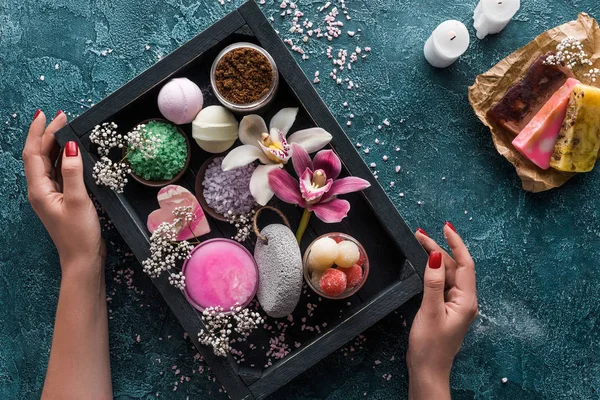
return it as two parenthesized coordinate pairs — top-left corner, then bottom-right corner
(407, 223), (478, 400)
(23, 110), (105, 277)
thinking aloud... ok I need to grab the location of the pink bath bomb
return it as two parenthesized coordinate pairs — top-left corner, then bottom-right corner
(157, 78), (203, 124)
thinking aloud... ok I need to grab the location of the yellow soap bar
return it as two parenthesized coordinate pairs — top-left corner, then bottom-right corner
(550, 84), (600, 172)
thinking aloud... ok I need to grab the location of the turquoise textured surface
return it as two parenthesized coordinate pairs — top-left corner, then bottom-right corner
(1, 0), (599, 399)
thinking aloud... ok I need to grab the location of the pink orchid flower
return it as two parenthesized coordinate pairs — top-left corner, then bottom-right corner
(268, 143), (371, 223)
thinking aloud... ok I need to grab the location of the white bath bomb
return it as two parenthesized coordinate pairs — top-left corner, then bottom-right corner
(157, 78), (204, 124)
(308, 237), (339, 272)
(254, 224), (303, 318)
(335, 240), (360, 268)
(192, 106), (239, 153)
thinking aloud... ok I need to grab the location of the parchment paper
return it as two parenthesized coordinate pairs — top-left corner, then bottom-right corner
(468, 13), (600, 192)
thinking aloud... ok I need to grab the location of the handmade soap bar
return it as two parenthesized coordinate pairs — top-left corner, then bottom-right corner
(487, 52), (574, 136)
(512, 78), (580, 169)
(550, 84), (600, 172)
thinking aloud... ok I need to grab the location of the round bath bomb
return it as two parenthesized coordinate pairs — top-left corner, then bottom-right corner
(192, 106), (239, 153)
(308, 237), (339, 272)
(335, 240), (360, 268)
(319, 269), (347, 297)
(254, 224), (303, 318)
(158, 78), (204, 125)
(343, 264), (363, 288)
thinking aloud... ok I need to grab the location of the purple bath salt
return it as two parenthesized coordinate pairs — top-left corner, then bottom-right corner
(202, 156), (257, 216)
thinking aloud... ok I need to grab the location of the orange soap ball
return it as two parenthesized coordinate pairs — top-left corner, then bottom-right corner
(343, 264), (363, 288)
(319, 269), (347, 296)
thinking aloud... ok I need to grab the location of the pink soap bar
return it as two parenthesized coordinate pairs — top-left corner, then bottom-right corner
(512, 78), (580, 169)
(183, 239), (258, 312)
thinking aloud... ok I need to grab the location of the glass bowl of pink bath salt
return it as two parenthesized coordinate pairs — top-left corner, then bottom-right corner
(182, 238), (258, 313)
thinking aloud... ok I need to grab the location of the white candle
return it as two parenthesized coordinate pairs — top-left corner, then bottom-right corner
(423, 20), (470, 68)
(473, 0), (520, 39)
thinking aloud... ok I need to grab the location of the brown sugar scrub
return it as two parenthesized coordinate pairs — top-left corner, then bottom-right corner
(211, 43), (278, 112)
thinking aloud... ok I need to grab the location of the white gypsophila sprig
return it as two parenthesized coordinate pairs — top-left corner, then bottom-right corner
(226, 209), (256, 243)
(125, 124), (161, 160)
(92, 156), (130, 193)
(544, 38), (593, 70)
(89, 122), (121, 156)
(198, 304), (265, 357)
(142, 206), (197, 290)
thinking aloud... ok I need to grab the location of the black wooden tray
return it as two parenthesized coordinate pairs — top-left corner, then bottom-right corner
(55, 1), (428, 398)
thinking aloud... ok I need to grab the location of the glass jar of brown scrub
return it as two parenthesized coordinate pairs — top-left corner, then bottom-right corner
(210, 42), (279, 113)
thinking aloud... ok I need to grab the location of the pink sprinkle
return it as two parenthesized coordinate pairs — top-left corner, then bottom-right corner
(136, 335), (141, 343)
(374, 360), (381, 365)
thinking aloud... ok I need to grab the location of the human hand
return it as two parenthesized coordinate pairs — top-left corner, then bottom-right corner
(407, 222), (478, 400)
(23, 110), (105, 277)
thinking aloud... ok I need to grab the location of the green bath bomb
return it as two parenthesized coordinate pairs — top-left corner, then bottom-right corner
(254, 224), (303, 318)
(128, 120), (187, 181)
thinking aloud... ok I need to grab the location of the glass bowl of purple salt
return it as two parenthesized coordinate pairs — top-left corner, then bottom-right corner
(195, 155), (259, 222)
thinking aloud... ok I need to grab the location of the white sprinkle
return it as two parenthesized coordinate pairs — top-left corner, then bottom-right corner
(399, 193), (405, 198)
(390, 182), (395, 187)
(464, 210), (468, 215)
(145, 44), (151, 50)
(375, 138), (379, 144)
(356, 143), (361, 148)
(378, 125), (382, 130)
(343, 102), (349, 107)
(395, 166), (401, 173)
(347, 31), (355, 37)
(314, 71), (320, 77)
(382, 155), (388, 161)
(313, 77), (320, 84)
(40, 75), (45, 81)
(12, 113), (17, 118)
(383, 118), (390, 126)
(347, 121), (352, 126)
(442, 177), (446, 181)
(417, 201), (423, 206)
(501, 378), (508, 384)
(469, 217), (473, 221)
(395, 146), (400, 152)
(54, 64), (59, 70)
(364, 148), (370, 154)
(370, 162), (376, 168)
(350, 113), (354, 119)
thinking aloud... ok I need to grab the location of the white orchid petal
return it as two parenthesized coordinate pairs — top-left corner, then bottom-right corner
(239, 115), (268, 147)
(269, 108), (298, 137)
(221, 145), (270, 171)
(250, 164), (283, 206)
(287, 128), (333, 154)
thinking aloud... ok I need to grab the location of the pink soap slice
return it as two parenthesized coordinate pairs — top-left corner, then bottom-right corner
(147, 185), (210, 241)
(512, 78), (580, 169)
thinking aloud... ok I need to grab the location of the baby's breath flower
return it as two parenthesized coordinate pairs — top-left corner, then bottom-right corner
(142, 206), (197, 290)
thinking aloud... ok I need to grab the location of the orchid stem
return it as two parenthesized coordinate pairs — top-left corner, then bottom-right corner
(296, 208), (312, 244)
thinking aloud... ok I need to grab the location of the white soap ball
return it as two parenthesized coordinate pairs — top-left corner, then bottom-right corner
(335, 240), (360, 268)
(254, 224), (303, 318)
(310, 270), (324, 288)
(308, 237), (339, 272)
(192, 106), (239, 153)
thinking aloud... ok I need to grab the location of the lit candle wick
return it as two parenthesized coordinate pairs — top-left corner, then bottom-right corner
(449, 30), (457, 41)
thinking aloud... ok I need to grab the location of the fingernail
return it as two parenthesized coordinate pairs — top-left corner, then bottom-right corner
(445, 221), (457, 233)
(416, 228), (429, 237)
(55, 110), (63, 118)
(65, 141), (78, 157)
(429, 251), (442, 269)
(32, 109), (41, 121)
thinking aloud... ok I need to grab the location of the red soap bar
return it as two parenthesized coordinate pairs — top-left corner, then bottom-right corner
(487, 52), (575, 136)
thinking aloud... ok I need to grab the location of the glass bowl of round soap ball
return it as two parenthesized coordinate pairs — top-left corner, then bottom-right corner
(124, 119), (191, 188)
(210, 42), (279, 113)
(303, 233), (369, 300)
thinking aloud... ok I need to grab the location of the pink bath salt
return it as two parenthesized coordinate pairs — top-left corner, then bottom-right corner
(147, 185), (210, 241)
(183, 239), (258, 311)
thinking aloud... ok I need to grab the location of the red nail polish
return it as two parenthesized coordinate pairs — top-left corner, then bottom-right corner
(429, 251), (442, 269)
(55, 110), (63, 118)
(65, 141), (78, 157)
(417, 228), (429, 237)
(32, 109), (41, 121)
(445, 221), (457, 233)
